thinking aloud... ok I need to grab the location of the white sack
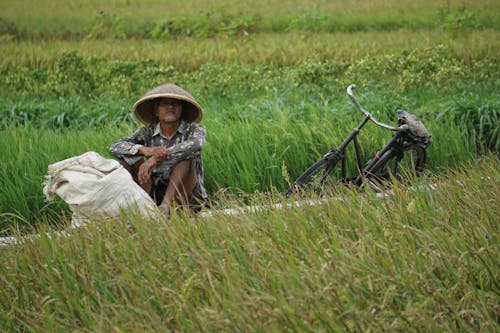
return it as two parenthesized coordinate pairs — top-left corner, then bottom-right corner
(43, 151), (158, 226)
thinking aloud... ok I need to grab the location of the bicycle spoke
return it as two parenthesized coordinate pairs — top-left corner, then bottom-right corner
(371, 144), (426, 184)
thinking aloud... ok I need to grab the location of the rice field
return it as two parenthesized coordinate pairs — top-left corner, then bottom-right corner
(0, 0), (499, 331)
(1, 156), (498, 332)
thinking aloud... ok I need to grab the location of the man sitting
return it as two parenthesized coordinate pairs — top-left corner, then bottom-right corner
(109, 83), (207, 217)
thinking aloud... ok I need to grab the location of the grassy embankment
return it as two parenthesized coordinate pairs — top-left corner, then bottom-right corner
(0, 2), (499, 330)
(1, 155), (498, 331)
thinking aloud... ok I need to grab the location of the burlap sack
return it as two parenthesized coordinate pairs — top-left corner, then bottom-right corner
(43, 151), (158, 227)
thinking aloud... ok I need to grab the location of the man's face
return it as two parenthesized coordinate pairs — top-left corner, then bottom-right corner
(156, 98), (183, 123)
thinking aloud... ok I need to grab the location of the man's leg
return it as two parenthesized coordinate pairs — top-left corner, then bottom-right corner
(120, 158), (197, 213)
(162, 159), (197, 208)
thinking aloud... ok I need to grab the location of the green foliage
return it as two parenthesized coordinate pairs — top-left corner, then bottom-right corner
(437, 5), (480, 37)
(151, 10), (256, 39)
(86, 11), (127, 40)
(54, 52), (96, 97)
(441, 91), (500, 152)
(344, 45), (481, 91)
(285, 11), (426, 33)
(2, 0), (499, 40)
(0, 96), (134, 129)
(1, 52), (181, 101)
(0, 85), (480, 227)
(2, 44), (497, 100)
(0, 17), (26, 41)
(0, 1), (498, 329)
(0, 45), (496, 219)
(287, 11), (333, 32)
(0, 157), (498, 331)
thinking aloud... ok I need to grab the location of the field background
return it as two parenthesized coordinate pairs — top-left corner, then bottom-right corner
(0, 0), (499, 331)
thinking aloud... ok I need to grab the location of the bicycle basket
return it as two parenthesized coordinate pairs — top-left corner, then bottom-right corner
(397, 110), (432, 146)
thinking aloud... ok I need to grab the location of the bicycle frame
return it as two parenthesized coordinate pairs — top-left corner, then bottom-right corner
(321, 85), (409, 182)
(285, 84), (421, 197)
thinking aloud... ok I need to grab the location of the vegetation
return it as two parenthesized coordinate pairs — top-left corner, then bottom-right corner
(1, 157), (498, 332)
(1, 0), (499, 40)
(0, 1), (498, 331)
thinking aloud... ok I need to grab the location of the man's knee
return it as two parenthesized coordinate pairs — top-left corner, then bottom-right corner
(169, 159), (197, 197)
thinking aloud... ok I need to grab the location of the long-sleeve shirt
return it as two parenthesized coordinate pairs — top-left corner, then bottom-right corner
(109, 120), (207, 199)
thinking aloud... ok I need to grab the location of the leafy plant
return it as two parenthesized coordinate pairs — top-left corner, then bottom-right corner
(54, 52), (96, 97)
(150, 10), (257, 39)
(86, 11), (127, 39)
(437, 5), (479, 37)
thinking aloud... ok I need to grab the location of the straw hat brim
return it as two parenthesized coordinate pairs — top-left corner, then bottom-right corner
(132, 86), (203, 125)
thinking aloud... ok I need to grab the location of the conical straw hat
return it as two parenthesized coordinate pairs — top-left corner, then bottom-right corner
(132, 83), (203, 125)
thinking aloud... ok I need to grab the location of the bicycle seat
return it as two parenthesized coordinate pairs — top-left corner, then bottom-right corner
(397, 110), (432, 145)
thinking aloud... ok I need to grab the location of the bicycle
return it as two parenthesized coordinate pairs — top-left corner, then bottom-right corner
(285, 84), (432, 197)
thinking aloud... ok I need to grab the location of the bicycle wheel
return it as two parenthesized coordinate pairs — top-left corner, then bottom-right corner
(370, 143), (427, 182)
(285, 158), (341, 197)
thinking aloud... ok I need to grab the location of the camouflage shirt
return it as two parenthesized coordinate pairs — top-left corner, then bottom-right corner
(109, 120), (207, 199)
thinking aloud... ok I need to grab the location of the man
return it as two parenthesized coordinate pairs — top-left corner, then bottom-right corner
(109, 83), (207, 216)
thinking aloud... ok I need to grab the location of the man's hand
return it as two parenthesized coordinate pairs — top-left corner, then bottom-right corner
(139, 146), (170, 160)
(138, 156), (158, 186)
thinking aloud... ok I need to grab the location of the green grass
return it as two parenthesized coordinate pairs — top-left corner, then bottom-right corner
(1, 0), (498, 330)
(1, 0), (499, 40)
(2, 29), (499, 71)
(0, 85), (482, 228)
(1, 156), (498, 331)
(1, 27), (498, 228)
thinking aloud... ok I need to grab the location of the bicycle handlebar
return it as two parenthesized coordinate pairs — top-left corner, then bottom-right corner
(347, 84), (408, 132)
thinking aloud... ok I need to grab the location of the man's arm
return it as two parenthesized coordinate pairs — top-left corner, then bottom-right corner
(109, 127), (149, 164)
(167, 123), (206, 162)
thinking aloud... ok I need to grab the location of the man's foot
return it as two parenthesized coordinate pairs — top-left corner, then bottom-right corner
(158, 202), (171, 219)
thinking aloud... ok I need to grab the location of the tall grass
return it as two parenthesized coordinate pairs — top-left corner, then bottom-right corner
(0, 86), (480, 229)
(1, 156), (498, 331)
(2, 0), (499, 39)
(0, 125), (116, 230)
(2, 30), (499, 71)
(1, 1), (498, 330)
(1, 40), (497, 226)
